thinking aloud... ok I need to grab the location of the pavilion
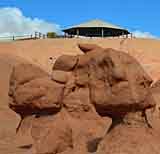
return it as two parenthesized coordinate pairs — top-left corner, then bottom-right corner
(63, 19), (130, 38)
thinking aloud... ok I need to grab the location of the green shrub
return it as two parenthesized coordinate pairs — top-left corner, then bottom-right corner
(47, 32), (57, 38)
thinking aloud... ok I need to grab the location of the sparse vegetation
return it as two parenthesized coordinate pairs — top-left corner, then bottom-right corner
(47, 32), (57, 38)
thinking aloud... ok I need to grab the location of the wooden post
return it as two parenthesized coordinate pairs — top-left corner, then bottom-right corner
(39, 32), (41, 39)
(35, 32), (37, 39)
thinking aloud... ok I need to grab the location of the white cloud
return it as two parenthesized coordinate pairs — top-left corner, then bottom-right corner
(0, 7), (61, 36)
(132, 30), (157, 39)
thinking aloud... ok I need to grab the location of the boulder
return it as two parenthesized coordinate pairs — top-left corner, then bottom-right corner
(9, 63), (48, 88)
(78, 43), (102, 53)
(75, 45), (155, 118)
(53, 55), (78, 71)
(9, 64), (64, 116)
(10, 77), (64, 116)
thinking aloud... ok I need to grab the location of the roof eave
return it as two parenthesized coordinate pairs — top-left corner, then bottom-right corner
(63, 27), (129, 33)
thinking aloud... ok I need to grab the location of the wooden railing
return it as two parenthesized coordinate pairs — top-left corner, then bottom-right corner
(0, 32), (47, 42)
(0, 32), (136, 42)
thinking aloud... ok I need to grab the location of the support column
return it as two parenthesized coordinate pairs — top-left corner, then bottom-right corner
(101, 28), (104, 37)
(76, 29), (79, 38)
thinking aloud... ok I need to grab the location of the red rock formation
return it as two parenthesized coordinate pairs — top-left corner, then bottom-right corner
(9, 64), (64, 116)
(8, 44), (159, 154)
(97, 112), (160, 154)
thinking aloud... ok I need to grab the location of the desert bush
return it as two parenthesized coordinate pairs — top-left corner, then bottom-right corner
(47, 32), (57, 38)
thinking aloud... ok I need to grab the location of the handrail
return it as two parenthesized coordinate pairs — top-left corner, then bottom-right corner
(0, 32), (44, 41)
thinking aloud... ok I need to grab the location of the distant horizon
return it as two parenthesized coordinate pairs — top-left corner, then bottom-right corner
(0, 0), (159, 38)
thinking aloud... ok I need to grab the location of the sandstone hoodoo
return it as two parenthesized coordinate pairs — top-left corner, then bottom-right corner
(8, 44), (160, 154)
(9, 63), (63, 116)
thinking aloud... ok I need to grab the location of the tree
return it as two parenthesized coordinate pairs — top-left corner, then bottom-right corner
(47, 32), (57, 38)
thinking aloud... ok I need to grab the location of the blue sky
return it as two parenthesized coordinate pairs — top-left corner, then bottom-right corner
(0, 0), (159, 37)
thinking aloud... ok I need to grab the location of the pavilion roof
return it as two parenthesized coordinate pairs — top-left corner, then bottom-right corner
(63, 19), (127, 31)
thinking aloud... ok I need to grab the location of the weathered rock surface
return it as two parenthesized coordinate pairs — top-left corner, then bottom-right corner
(97, 113), (160, 154)
(9, 64), (64, 116)
(31, 111), (73, 154)
(51, 70), (71, 84)
(9, 63), (48, 88)
(7, 44), (159, 154)
(78, 43), (102, 53)
(83, 47), (154, 117)
(8, 59), (110, 154)
(146, 80), (160, 132)
(53, 55), (78, 71)
(0, 108), (20, 139)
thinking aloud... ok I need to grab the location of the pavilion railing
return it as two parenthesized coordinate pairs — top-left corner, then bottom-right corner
(0, 32), (135, 42)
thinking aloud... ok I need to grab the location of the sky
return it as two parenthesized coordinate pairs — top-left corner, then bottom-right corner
(0, 0), (159, 38)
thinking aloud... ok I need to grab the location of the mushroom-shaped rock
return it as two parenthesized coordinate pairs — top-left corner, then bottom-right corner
(73, 45), (155, 118)
(8, 44), (158, 154)
(52, 43), (155, 119)
(9, 64), (64, 116)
